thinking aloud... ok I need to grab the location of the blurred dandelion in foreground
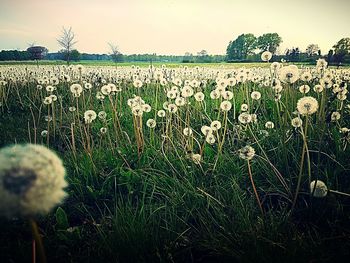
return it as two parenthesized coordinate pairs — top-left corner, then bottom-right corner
(0, 144), (67, 217)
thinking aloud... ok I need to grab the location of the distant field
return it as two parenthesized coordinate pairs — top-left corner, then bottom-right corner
(0, 60), (319, 68)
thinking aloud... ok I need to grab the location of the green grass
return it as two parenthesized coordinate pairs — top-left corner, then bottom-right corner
(0, 64), (350, 262)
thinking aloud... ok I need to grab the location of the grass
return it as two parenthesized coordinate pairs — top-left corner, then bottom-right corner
(0, 63), (350, 262)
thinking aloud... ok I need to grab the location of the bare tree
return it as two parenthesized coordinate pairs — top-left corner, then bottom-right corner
(108, 43), (122, 68)
(57, 27), (77, 65)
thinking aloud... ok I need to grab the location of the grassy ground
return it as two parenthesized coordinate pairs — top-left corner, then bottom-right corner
(0, 64), (350, 262)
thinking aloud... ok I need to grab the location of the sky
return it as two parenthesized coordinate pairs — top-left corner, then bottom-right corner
(0, 0), (349, 55)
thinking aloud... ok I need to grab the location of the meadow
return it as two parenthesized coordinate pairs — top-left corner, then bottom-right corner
(1, 59), (350, 262)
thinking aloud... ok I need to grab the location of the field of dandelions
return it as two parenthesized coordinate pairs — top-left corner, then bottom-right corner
(1, 57), (350, 262)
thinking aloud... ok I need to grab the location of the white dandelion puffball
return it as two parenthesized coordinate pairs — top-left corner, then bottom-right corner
(220, 100), (232, 111)
(299, 85), (310, 94)
(296, 96), (318, 115)
(183, 127), (193, 136)
(0, 144), (67, 217)
(239, 146), (255, 160)
(291, 117), (303, 128)
(265, 121), (275, 129)
(251, 91), (261, 100)
(310, 180), (328, 198)
(191, 154), (201, 165)
(84, 110), (97, 123)
(70, 83), (83, 95)
(261, 51), (272, 62)
(146, 119), (156, 128)
(238, 113), (252, 124)
(194, 92), (205, 102)
(210, 121), (222, 131)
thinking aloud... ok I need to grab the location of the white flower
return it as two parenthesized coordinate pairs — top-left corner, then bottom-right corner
(310, 180), (328, 198)
(132, 105), (143, 117)
(43, 96), (52, 105)
(142, 104), (152, 113)
(210, 89), (221, 100)
(146, 119), (156, 128)
(261, 51), (272, 62)
(251, 91), (261, 100)
(210, 121), (221, 131)
(313, 85), (324, 93)
(241, 104), (249, 112)
(238, 113), (252, 124)
(239, 146), (255, 160)
(157, 110), (166, 117)
(168, 104), (178, 113)
(69, 106), (76, 112)
(0, 144), (67, 217)
(175, 97), (186, 107)
(220, 100), (232, 111)
(278, 65), (299, 84)
(191, 154), (201, 165)
(291, 117), (303, 128)
(265, 121), (274, 129)
(41, 130), (48, 137)
(46, 85), (55, 92)
(201, 126), (212, 136)
(296, 96), (318, 115)
(133, 79), (143, 88)
(331, 112), (341, 122)
(84, 110), (97, 123)
(183, 127), (193, 136)
(299, 85), (310, 94)
(98, 111), (107, 120)
(101, 85), (112, 95)
(206, 134), (216, 144)
(167, 90), (177, 99)
(194, 92), (205, 102)
(100, 127), (108, 134)
(181, 86), (194, 98)
(70, 84), (83, 95)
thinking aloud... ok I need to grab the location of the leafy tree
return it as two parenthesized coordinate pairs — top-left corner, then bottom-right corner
(226, 33), (257, 61)
(70, 49), (81, 62)
(26, 46), (48, 60)
(306, 44), (320, 57)
(57, 27), (77, 65)
(285, 47), (300, 62)
(333, 37), (350, 65)
(327, 49), (334, 64)
(256, 33), (282, 54)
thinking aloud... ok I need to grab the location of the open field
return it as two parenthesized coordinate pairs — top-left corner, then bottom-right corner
(1, 61), (350, 262)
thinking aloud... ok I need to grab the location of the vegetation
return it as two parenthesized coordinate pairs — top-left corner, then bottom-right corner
(1, 59), (350, 262)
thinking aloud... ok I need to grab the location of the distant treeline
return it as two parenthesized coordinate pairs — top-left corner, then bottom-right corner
(0, 49), (349, 65)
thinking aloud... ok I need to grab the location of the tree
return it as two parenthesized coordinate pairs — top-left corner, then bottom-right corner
(108, 43), (124, 66)
(333, 37), (350, 66)
(57, 27), (77, 65)
(197, 50), (208, 56)
(285, 47), (300, 62)
(70, 49), (81, 62)
(226, 33), (257, 61)
(27, 46), (48, 60)
(257, 33), (282, 54)
(306, 44), (320, 57)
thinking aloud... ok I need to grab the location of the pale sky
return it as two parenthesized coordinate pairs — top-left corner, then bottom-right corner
(0, 0), (349, 55)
